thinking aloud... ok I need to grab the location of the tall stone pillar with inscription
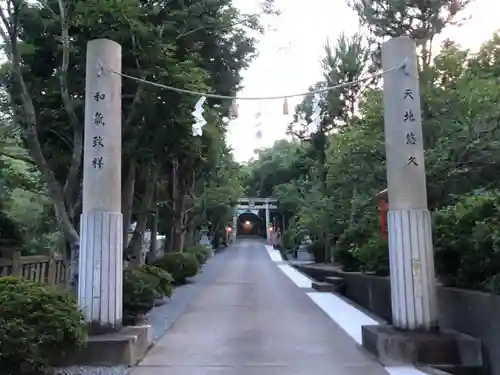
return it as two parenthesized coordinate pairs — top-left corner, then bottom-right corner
(363, 36), (482, 368)
(381, 36), (438, 332)
(79, 39), (123, 329)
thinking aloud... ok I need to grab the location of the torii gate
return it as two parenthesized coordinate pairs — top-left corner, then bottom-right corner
(233, 197), (278, 244)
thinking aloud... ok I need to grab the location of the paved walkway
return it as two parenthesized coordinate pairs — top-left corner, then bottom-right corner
(132, 239), (410, 375)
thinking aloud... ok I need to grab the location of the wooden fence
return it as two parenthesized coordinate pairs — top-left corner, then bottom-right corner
(0, 252), (66, 285)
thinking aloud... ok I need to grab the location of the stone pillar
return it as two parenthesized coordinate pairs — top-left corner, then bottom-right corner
(265, 202), (270, 244)
(381, 36), (438, 331)
(79, 39), (123, 329)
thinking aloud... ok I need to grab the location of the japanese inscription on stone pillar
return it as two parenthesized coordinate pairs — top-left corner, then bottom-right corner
(82, 42), (121, 215)
(402, 88), (419, 167)
(382, 43), (428, 210)
(92, 92), (106, 170)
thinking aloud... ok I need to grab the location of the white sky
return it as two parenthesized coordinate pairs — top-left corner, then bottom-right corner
(227, 0), (500, 162)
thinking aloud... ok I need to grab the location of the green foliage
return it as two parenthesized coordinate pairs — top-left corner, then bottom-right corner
(281, 229), (297, 249)
(153, 252), (200, 284)
(433, 191), (500, 292)
(0, 277), (86, 375)
(185, 244), (211, 265)
(244, 4), (500, 296)
(123, 267), (157, 326)
(4, 187), (62, 254)
(191, 149), (244, 238)
(180, 252), (201, 279)
(141, 265), (174, 299)
(122, 264), (174, 325)
(352, 234), (389, 276)
(1, 133), (61, 255)
(244, 140), (308, 198)
(308, 240), (327, 263)
(1, 0), (271, 261)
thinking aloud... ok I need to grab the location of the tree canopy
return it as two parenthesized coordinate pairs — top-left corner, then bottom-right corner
(244, 0), (500, 291)
(0, 0), (276, 274)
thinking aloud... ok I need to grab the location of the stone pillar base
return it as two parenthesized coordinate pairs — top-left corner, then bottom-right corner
(388, 209), (438, 330)
(78, 211), (123, 327)
(59, 325), (152, 366)
(361, 325), (482, 369)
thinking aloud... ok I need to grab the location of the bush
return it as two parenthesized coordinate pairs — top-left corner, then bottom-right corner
(154, 252), (200, 284)
(333, 217), (391, 274)
(308, 240), (327, 263)
(0, 277), (86, 375)
(191, 250), (206, 265)
(282, 229), (296, 249)
(334, 246), (360, 272)
(433, 191), (500, 292)
(123, 267), (157, 325)
(122, 265), (174, 325)
(185, 244), (210, 265)
(142, 265), (174, 298)
(154, 253), (185, 282)
(181, 252), (200, 278)
(353, 234), (389, 276)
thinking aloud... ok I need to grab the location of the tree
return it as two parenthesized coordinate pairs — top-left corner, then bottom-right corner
(284, 32), (373, 260)
(0, 0), (276, 277)
(246, 2), (500, 275)
(347, 0), (472, 68)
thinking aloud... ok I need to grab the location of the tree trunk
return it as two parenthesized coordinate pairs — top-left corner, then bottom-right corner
(167, 226), (175, 252)
(185, 220), (195, 247)
(171, 158), (188, 252)
(161, 209), (174, 253)
(169, 159), (178, 251)
(127, 170), (156, 265)
(127, 212), (148, 265)
(4, 23), (81, 289)
(122, 157), (137, 248)
(67, 240), (80, 292)
(173, 193), (187, 252)
(148, 209), (159, 262)
(173, 228), (186, 253)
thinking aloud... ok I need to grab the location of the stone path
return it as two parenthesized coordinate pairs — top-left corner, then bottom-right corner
(132, 239), (399, 375)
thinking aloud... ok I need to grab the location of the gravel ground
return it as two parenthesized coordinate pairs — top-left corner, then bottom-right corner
(55, 249), (228, 375)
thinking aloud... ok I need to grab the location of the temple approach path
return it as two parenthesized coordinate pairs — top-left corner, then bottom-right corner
(132, 239), (425, 375)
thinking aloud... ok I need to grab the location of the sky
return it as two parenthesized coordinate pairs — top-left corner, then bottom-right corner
(227, 0), (500, 163)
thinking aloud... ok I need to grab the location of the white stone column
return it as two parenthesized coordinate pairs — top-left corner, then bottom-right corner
(265, 202), (270, 244)
(79, 39), (123, 329)
(381, 36), (438, 331)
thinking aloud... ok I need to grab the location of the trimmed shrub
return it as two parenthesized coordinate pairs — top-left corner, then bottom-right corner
(153, 253), (185, 283)
(142, 265), (174, 298)
(182, 252), (200, 277)
(185, 244), (210, 265)
(0, 277), (86, 375)
(154, 252), (200, 284)
(122, 267), (157, 325)
(122, 264), (174, 325)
